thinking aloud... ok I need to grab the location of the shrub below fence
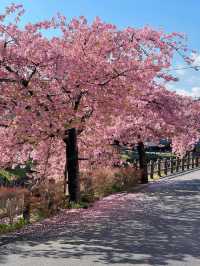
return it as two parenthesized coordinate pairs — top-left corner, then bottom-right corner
(30, 180), (65, 219)
(0, 187), (29, 224)
(0, 180), (65, 225)
(80, 166), (140, 202)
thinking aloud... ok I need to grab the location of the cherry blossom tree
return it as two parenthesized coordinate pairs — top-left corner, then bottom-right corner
(105, 85), (200, 182)
(0, 4), (197, 200)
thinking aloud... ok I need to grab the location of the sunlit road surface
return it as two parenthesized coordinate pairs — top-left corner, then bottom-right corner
(0, 169), (200, 266)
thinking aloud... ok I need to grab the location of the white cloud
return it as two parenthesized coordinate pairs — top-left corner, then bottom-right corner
(165, 53), (200, 99)
(174, 87), (200, 98)
(166, 54), (200, 98)
(186, 74), (200, 84)
(166, 83), (178, 91)
(175, 66), (186, 76)
(190, 87), (200, 97)
(175, 89), (191, 97)
(191, 53), (200, 66)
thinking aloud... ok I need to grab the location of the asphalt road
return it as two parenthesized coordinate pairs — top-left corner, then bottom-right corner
(0, 169), (200, 265)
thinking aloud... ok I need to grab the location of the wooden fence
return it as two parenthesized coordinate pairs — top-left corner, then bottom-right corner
(132, 152), (200, 179)
(0, 188), (29, 224)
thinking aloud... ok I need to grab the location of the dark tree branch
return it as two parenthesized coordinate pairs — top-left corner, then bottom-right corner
(74, 91), (87, 111)
(0, 124), (8, 128)
(0, 78), (17, 83)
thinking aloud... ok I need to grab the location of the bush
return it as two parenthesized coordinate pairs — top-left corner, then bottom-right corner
(115, 166), (141, 188)
(30, 179), (65, 220)
(80, 166), (140, 201)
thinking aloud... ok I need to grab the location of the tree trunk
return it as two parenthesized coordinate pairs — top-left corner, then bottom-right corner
(64, 128), (80, 203)
(137, 141), (148, 184)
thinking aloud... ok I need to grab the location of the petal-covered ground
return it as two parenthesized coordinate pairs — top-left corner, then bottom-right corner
(0, 169), (200, 266)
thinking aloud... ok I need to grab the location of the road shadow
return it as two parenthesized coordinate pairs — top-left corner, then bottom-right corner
(0, 176), (200, 265)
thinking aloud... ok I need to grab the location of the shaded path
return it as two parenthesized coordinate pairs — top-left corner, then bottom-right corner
(0, 170), (200, 265)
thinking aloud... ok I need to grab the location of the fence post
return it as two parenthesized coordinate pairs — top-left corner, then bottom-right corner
(192, 154), (195, 168)
(187, 154), (190, 170)
(150, 161), (154, 179)
(195, 156), (199, 167)
(176, 158), (179, 172)
(23, 193), (31, 223)
(164, 159), (168, 176)
(134, 159), (138, 169)
(158, 159), (161, 177)
(137, 160), (140, 169)
(181, 157), (185, 171)
(170, 157), (174, 174)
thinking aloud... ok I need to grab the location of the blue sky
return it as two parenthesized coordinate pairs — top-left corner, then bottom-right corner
(0, 0), (200, 96)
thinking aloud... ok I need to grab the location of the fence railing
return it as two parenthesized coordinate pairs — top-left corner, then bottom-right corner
(0, 188), (29, 224)
(132, 152), (200, 179)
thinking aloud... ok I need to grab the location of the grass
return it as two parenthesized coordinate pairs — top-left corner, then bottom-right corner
(0, 169), (14, 180)
(66, 201), (89, 209)
(0, 218), (28, 234)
